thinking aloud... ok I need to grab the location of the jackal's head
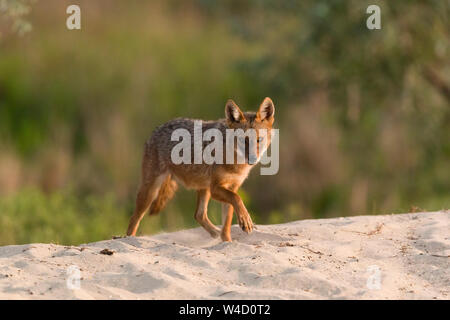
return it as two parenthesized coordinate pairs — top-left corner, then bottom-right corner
(225, 97), (275, 164)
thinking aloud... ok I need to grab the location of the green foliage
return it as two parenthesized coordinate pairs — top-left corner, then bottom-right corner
(0, 188), (201, 246)
(0, 1), (449, 245)
(0, 0), (34, 35)
(0, 189), (124, 245)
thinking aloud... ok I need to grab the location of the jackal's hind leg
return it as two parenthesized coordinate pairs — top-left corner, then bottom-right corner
(194, 189), (220, 238)
(127, 173), (166, 236)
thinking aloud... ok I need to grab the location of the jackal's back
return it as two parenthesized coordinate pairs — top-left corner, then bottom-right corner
(144, 118), (228, 189)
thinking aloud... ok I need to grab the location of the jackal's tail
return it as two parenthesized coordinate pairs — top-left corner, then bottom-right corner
(148, 174), (178, 215)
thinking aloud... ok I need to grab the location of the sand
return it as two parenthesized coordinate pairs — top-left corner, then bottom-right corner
(0, 211), (448, 299)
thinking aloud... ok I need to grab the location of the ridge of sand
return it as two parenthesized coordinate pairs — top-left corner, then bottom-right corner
(0, 211), (448, 299)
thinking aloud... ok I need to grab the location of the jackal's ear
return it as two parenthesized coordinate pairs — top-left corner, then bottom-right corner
(225, 99), (245, 123)
(257, 97), (275, 122)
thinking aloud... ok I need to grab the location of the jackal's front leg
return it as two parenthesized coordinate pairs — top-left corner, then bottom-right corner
(210, 185), (254, 236)
(221, 203), (233, 242)
(194, 189), (221, 238)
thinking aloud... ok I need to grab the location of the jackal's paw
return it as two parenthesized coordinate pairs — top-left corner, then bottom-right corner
(238, 213), (254, 234)
(221, 234), (232, 242)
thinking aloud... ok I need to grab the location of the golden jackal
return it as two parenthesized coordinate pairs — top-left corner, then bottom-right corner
(127, 97), (275, 241)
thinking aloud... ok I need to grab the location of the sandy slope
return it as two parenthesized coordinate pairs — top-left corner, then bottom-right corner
(0, 211), (448, 299)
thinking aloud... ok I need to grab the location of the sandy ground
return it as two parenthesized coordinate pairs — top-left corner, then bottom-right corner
(0, 211), (448, 299)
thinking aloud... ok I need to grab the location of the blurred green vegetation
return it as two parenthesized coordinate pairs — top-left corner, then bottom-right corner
(0, 0), (449, 245)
